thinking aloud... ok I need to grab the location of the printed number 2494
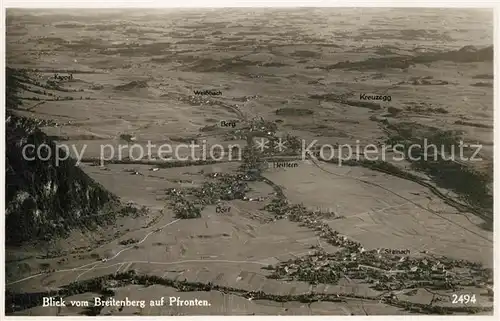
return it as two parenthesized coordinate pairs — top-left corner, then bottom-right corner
(452, 294), (476, 304)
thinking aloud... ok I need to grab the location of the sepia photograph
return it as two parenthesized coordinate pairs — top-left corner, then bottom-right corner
(3, 4), (496, 316)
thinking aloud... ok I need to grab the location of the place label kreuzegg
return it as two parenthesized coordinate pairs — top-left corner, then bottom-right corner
(359, 93), (392, 102)
(42, 296), (211, 308)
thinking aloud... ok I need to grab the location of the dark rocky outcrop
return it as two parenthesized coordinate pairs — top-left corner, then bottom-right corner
(5, 68), (118, 245)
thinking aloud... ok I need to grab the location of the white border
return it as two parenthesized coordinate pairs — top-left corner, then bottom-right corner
(1, 0), (500, 7)
(1, 1), (498, 320)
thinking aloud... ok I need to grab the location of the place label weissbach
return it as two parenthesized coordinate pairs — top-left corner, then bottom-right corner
(194, 90), (222, 96)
